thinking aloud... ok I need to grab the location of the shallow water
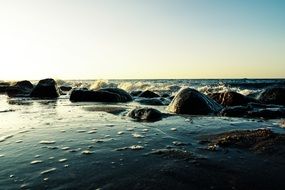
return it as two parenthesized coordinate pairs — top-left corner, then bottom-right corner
(1, 79), (285, 189)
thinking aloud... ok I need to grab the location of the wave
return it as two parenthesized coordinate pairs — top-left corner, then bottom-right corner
(62, 79), (283, 96)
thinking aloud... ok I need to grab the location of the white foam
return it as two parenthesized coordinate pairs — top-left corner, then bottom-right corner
(90, 80), (116, 90)
(30, 160), (43, 165)
(39, 140), (56, 144)
(132, 133), (144, 138)
(81, 150), (93, 155)
(59, 158), (67, 162)
(40, 168), (57, 175)
(129, 145), (144, 150)
(0, 135), (13, 142)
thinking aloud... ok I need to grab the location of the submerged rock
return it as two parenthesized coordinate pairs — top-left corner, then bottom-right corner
(167, 88), (223, 115)
(220, 104), (285, 119)
(258, 86), (285, 105)
(128, 107), (163, 122)
(149, 148), (195, 160)
(135, 98), (164, 106)
(30, 78), (60, 99)
(220, 106), (251, 117)
(70, 88), (132, 102)
(6, 80), (34, 97)
(83, 106), (127, 115)
(138, 90), (160, 98)
(201, 128), (285, 154)
(209, 91), (258, 106)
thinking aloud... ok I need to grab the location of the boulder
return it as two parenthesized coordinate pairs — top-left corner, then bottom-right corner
(128, 107), (163, 122)
(0, 82), (10, 93)
(99, 88), (132, 102)
(167, 88), (223, 115)
(220, 104), (285, 119)
(30, 78), (60, 99)
(138, 90), (160, 98)
(70, 88), (132, 102)
(6, 80), (34, 97)
(258, 87), (285, 105)
(208, 91), (258, 106)
(220, 106), (251, 117)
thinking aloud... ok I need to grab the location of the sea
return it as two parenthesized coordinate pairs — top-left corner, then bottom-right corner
(0, 79), (285, 189)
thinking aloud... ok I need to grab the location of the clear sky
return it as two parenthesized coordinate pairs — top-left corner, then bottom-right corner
(0, 0), (284, 80)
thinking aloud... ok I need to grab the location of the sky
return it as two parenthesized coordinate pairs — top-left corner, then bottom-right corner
(0, 0), (284, 80)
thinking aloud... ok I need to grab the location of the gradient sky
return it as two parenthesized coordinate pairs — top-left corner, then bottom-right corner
(0, 0), (284, 80)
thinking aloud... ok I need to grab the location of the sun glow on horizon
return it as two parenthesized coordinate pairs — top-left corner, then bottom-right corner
(0, 0), (284, 80)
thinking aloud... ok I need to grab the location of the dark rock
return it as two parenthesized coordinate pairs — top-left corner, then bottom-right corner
(139, 90), (160, 98)
(149, 148), (195, 160)
(0, 83), (10, 93)
(208, 91), (258, 106)
(201, 128), (285, 154)
(6, 80), (34, 97)
(247, 108), (285, 119)
(30, 78), (60, 99)
(220, 106), (251, 117)
(167, 88), (223, 115)
(130, 90), (143, 97)
(220, 104), (285, 119)
(135, 98), (164, 106)
(70, 88), (132, 102)
(99, 88), (132, 102)
(258, 87), (285, 105)
(59, 86), (72, 91)
(128, 107), (163, 122)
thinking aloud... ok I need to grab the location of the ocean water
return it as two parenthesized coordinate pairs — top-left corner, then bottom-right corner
(0, 79), (285, 189)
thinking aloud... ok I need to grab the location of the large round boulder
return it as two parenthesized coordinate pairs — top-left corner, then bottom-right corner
(6, 80), (34, 97)
(258, 87), (285, 105)
(128, 107), (163, 122)
(208, 91), (258, 106)
(167, 88), (223, 115)
(70, 88), (132, 102)
(30, 78), (60, 99)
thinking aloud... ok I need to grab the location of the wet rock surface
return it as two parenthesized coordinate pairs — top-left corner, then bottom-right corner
(201, 128), (285, 154)
(167, 88), (223, 115)
(128, 107), (163, 122)
(138, 90), (160, 98)
(149, 148), (196, 160)
(70, 88), (132, 102)
(209, 91), (258, 106)
(258, 86), (285, 105)
(220, 104), (285, 119)
(30, 78), (60, 99)
(6, 80), (34, 97)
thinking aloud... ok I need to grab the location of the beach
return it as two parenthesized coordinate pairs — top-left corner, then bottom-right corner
(0, 79), (285, 189)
